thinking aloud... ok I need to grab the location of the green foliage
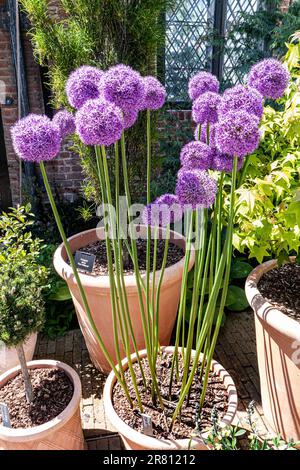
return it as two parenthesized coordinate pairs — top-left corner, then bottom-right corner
(38, 244), (76, 339)
(20, 0), (175, 204)
(233, 38), (300, 263)
(0, 205), (48, 347)
(205, 402), (299, 450)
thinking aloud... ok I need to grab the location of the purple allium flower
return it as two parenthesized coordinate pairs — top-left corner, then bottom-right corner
(11, 114), (61, 162)
(123, 108), (139, 129)
(66, 66), (104, 109)
(142, 194), (183, 227)
(188, 71), (219, 101)
(194, 123), (217, 146)
(180, 141), (213, 170)
(52, 110), (76, 138)
(103, 64), (145, 111)
(192, 91), (221, 124)
(175, 169), (217, 209)
(247, 58), (290, 100)
(219, 85), (263, 119)
(75, 99), (124, 146)
(215, 110), (260, 158)
(211, 149), (245, 173)
(140, 76), (166, 110)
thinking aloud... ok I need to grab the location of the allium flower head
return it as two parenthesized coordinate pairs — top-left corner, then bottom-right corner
(75, 99), (124, 146)
(180, 141), (213, 170)
(140, 76), (166, 110)
(194, 123), (216, 146)
(103, 64), (145, 111)
(66, 66), (103, 109)
(11, 114), (61, 162)
(219, 85), (263, 119)
(52, 110), (76, 138)
(176, 169), (217, 209)
(192, 91), (221, 124)
(215, 110), (260, 158)
(247, 58), (289, 100)
(123, 108), (138, 129)
(188, 71), (219, 101)
(211, 149), (245, 173)
(142, 194), (183, 227)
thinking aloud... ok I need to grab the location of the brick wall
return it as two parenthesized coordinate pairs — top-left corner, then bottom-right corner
(0, 0), (82, 207)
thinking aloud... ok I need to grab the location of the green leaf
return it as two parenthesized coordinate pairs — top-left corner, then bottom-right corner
(225, 286), (249, 311)
(230, 260), (253, 279)
(48, 284), (71, 301)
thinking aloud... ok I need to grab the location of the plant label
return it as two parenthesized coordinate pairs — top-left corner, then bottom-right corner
(74, 251), (96, 273)
(0, 402), (11, 428)
(140, 413), (153, 437)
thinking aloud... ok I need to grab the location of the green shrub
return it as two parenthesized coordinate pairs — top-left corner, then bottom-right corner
(233, 36), (300, 264)
(0, 205), (48, 347)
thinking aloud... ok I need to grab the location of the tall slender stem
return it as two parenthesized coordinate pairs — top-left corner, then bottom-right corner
(198, 157), (238, 409)
(39, 161), (132, 405)
(146, 109), (152, 350)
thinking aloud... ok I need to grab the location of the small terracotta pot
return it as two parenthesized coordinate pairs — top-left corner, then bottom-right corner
(0, 360), (85, 450)
(104, 346), (238, 450)
(54, 227), (195, 374)
(0, 333), (37, 376)
(245, 258), (300, 442)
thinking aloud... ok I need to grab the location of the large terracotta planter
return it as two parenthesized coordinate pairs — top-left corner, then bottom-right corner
(245, 258), (300, 442)
(0, 333), (37, 376)
(104, 346), (238, 450)
(54, 227), (195, 374)
(0, 360), (85, 450)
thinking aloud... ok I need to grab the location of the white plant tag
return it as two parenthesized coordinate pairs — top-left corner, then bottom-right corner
(140, 413), (153, 436)
(0, 402), (11, 428)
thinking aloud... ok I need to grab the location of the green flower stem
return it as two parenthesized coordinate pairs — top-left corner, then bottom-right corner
(151, 226), (158, 356)
(198, 156), (238, 410)
(99, 145), (144, 411)
(168, 212), (193, 395)
(216, 172), (225, 269)
(95, 147), (128, 383)
(198, 124), (202, 141)
(170, 246), (227, 426)
(120, 132), (164, 408)
(39, 161), (132, 405)
(146, 109), (152, 350)
(181, 209), (206, 390)
(206, 123), (210, 145)
(154, 224), (170, 364)
(196, 232), (212, 338)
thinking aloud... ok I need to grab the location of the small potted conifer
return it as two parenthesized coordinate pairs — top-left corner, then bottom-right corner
(0, 207), (85, 450)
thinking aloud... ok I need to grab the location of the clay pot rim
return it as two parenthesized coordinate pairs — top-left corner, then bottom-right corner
(103, 346), (238, 450)
(0, 360), (82, 442)
(245, 256), (300, 341)
(53, 226), (195, 291)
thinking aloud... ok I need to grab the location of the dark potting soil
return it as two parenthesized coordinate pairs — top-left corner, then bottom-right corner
(0, 368), (73, 429)
(76, 239), (184, 276)
(258, 262), (300, 323)
(113, 352), (229, 440)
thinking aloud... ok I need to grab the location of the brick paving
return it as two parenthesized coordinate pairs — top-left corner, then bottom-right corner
(34, 309), (274, 450)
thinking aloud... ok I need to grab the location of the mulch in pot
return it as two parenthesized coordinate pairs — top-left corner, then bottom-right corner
(258, 262), (300, 323)
(113, 351), (229, 440)
(0, 368), (73, 429)
(74, 238), (185, 276)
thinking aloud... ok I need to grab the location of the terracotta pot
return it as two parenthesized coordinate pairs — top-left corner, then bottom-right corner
(104, 346), (238, 450)
(0, 360), (85, 450)
(0, 333), (37, 376)
(54, 227), (195, 374)
(245, 258), (300, 442)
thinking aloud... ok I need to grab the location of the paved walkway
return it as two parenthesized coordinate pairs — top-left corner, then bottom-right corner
(34, 310), (273, 450)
